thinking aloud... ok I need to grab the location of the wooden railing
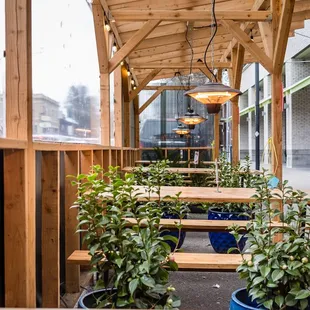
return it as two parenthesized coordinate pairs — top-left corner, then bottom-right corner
(0, 141), (139, 307)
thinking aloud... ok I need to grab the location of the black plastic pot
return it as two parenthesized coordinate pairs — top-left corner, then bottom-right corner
(208, 207), (248, 253)
(78, 288), (117, 309)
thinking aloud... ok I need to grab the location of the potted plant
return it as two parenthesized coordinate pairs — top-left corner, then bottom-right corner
(201, 154), (259, 253)
(229, 172), (310, 309)
(72, 165), (182, 309)
(133, 160), (189, 251)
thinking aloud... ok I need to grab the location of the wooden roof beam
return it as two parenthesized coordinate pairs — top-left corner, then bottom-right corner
(144, 86), (196, 91)
(220, 0), (270, 61)
(131, 62), (232, 69)
(111, 10), (272, 22)
(221, 20), (273, 73)
(129, 69), (161, 101)
(109, 20), (161, 73)
(92, 2), (109, 73)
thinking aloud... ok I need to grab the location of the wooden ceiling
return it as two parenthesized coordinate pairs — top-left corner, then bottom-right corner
(99, 0), (310, 84)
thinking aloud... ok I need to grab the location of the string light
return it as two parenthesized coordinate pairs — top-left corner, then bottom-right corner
(112, 43), (118, 53)
(127, 70), (131, 76)
(104, 24), (111, 32)
(133, 86), (137, 90)
(120, 61), (124, 66)
(131, 79), (135, 85)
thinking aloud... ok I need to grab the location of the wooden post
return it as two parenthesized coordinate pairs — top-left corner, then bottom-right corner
(41, 151), (60, 308)
(4, 0), (36, 307)
(92, 1), (110, 146)
(271, 0), (295, 181)
(214, 113), (220, 160)
(114, 65), (123, 147)
(230, 44), (245, 165)
(133, 95), (140, 148)
(64, 151), (80, 293)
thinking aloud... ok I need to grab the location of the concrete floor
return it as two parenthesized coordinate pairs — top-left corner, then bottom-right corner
(169, 231), (244, 310)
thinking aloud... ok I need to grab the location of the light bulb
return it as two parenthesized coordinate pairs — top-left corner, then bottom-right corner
(104, 24), (111, 32)
(131, 79), (135, 85)
(120, 61), (124, 66)
(127, 71), (131, 76)
(112, 44), (117, 52)
(133, 86), (137, 90)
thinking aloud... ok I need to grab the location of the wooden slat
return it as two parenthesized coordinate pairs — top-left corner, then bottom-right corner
(68, 250), (246, 271)
(4, 150), (31, 306)
(221, 20), (273, 73)
(93, 150), (103, 167)
(64, 151), (80, 293)
(0, 138), (28, 149)
(129, 69), (161, 101)
(41, 151), (60, 307)
(80, 150), (93, 174)
(109, 20), (161, 73)
(139, 89), (163, 114)
(112, 10), (272, 21)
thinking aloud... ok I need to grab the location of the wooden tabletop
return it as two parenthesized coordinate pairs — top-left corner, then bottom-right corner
(135, 160), (215, 165)
(123, 166), (214, 174)
(133, 186), (310, 203)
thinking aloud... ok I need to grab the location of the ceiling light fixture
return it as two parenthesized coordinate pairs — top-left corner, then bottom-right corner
(184, 0), (242, 114)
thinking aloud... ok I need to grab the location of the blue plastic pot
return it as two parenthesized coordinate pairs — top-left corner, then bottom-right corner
(230, 288), (263, 310)
(208, 207), (248, 253)
(230, 288), (310, 310)
(78, 288), (117, 309)
(160, 213), (186, 251)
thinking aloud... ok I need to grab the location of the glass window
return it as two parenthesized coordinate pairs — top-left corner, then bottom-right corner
(0, 0), (5, 137)
(32, 0), (100, 143)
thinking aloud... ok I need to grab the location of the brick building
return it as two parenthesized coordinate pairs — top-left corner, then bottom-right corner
(223, 20), (310, 168)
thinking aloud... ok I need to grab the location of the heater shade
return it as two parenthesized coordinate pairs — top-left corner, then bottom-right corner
(172, 124), (190, 136)
(178, 109), (206, 126)
(185, 82), (242, 104)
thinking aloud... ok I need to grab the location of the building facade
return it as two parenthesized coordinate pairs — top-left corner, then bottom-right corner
(223, 20), (310, 168)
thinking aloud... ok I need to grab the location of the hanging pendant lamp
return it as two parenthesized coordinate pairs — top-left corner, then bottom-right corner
(172, 123), (190, 137)
(184, 0), (242, 114)
(178, 108), (206, 129)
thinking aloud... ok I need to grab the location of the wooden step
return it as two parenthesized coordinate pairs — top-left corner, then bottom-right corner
(67, 250), (248, 271)
(124, 218), (286, 232)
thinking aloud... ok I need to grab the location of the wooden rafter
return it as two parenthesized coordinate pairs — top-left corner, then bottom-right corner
(221, 20), (273, 73)
(111, 10), (272, 22)
(129, 69), (161, 101)
(144, 86), (195, 91)
(131, 62), (232, 69)
(109, 20), (161, 73)
(258, 21), (273, 58)
(139, 89), (163, 114)
(220, 0), (269, 61)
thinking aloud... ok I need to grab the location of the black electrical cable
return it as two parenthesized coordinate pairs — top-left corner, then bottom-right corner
(203, 0), (218, 82)
(185, 23), (194, 88)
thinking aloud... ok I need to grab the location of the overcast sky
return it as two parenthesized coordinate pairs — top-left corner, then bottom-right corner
(0, 0), (100, 103)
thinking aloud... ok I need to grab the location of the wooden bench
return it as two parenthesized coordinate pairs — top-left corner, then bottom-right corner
(68, 250), (248, 272)
(124, 218), (286, 232)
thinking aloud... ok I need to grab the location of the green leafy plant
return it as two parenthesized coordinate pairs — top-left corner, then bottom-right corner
(72, 165), (181, 309)
(230, 172), (310, 309)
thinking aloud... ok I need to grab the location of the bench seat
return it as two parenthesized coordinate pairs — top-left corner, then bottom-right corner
(68, 250), (248, 271)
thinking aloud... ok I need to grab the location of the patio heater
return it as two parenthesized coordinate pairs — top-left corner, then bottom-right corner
(184, 0), (242, 113)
